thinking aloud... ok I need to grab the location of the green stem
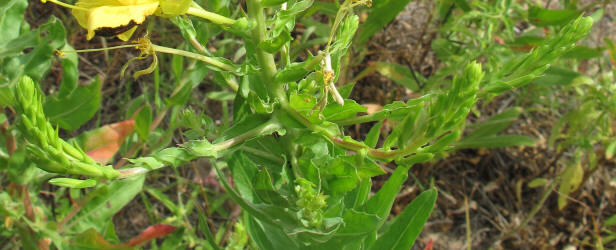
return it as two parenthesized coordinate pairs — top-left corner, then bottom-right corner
(246, 0), (286, 102)
(186, 7), (236, 25)
(65, 44), (137, 53)
(151, 44), (238, 73)
(279, 104), (401, 161)
(120, 120), (282, 177)
(213, 120), (283, 151)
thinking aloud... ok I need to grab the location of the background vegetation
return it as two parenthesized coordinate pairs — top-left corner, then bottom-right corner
(1, 0), (615, 249)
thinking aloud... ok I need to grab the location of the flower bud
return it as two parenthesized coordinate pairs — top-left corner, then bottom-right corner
(48, 178), (96, 188)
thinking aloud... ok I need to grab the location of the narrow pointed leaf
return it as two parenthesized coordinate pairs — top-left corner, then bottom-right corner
(368, 189), (437, 250)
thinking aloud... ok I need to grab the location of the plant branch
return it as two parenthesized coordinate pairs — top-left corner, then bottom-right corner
(151, 45), (238, 73)
(246, 0), (286, 102)
(186, 7), (236, 25)
(212, 121), (283, 152)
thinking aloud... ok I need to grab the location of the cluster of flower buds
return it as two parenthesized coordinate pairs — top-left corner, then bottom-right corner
(13, 76), (120, 179)
(295, 178), (328, 228)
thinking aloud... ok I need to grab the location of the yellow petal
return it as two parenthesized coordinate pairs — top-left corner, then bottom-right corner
(116, 25), (138, 41)
(71, 0), (158, 40)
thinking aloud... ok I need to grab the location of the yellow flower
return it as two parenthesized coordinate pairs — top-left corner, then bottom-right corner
(72, 0), (159, 40)
(42, 0), (159, 41)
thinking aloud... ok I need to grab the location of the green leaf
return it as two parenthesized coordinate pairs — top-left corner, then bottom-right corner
(361, 164), (412, 221)
(262, 0), (287, 7)
(323, 99), (367, 121)
(212, 163), (298, 230)
(6, 148), (38, 185)
(528, 178), (549, 188)
(241, 136), (286, 183)
(357, 0), (414, 44)
(423, 131), (459, 153)
(165, 82), (193, 106)
(0, 86), (13, 106)
(454, 135), (535, 149)
(436, 0), (454, 20)
(216, 114), (271, 142)
(327, 158), (360, 194)
(145, 187), (179, 215)
(558, 161), (584, 210)
(395, 153), (434, 166)
(528, 6), (579, 27)
(397, 106), (425, 149)
(373, 62), (422, 91)
(198, 212), (220, 250)
(128, 157), (164, 170)
(452, 0), (470, 12)
(532, 66), (590, 87)
(483, 16), (593, 96)
(57, 44), (79, 98)
(275, 61), (312, 84)
(605, 215), (616, 227)
(124, 95), (146, 119)
(259, 32), (293, 53)
(1, 17), (67, 82)
(368, 189), (437, 250)
(606, 141), (616, 160)
(206, 91), (235, 101)
(44, 77), (102, 131)
(464, 107), (522, 139)
(331, 15), (359, 81)
(228, 151), (259, 202)
(344, 178), (371, 209)
(338, 82), (355, 99)
(66, 175), (145, 234)
(135, 105), (152, 141)
(0, 0), (28, 45)
(338, 209), (381, 235)
(254, 168), (289, 205)
(563, 46), (603, 60)
(364, 121), (383, 148)
(245, 216), (298, 250)
(170, 15), (198, 43)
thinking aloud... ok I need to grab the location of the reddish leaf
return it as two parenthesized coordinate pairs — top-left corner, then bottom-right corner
(70, 228), (126, 249)
(424, 239), (433, 250)
(126, 224), (177, 247)
(77, 120), (135, 164)
(69, 225), (177, 249)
